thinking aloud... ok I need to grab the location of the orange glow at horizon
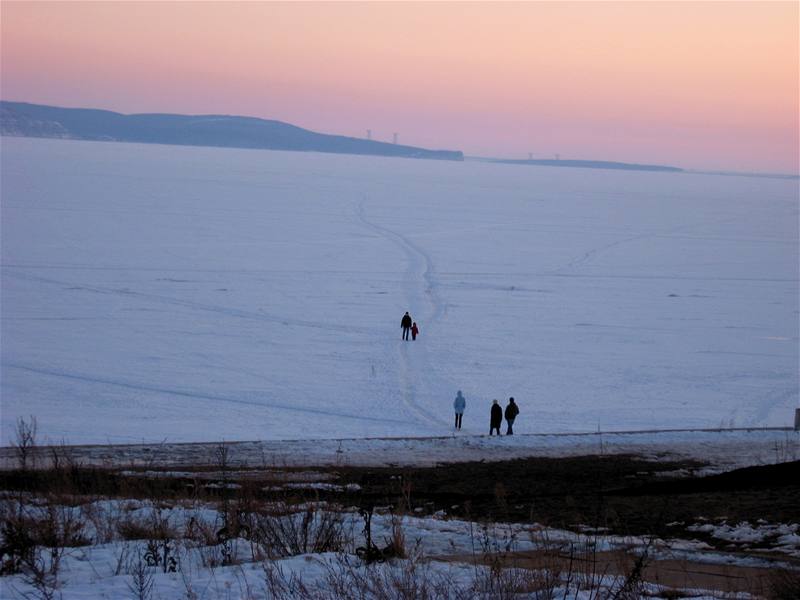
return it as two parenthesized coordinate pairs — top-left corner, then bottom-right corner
(1, 1), (797, 172)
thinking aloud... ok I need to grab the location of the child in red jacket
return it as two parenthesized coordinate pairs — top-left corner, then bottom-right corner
(411, 322), (419, 340)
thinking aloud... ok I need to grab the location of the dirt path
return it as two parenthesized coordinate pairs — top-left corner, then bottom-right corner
(436, 549), (794, 596)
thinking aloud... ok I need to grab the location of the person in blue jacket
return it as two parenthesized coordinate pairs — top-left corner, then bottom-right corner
(453, 390), (466, 430)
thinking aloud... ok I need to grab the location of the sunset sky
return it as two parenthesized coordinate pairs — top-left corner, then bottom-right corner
(1, 1), (798, 173)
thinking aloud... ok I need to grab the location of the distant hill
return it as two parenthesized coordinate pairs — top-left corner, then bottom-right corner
(491, 158), (683, 172)
(491, 158), (683, 173)
(0, 101), (464, 161)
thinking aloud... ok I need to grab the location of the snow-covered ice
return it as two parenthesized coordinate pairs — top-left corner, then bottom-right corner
(1, 137), (798, 444)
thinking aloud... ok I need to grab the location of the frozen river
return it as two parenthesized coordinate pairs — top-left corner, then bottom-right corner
(1, 137), (797, 444)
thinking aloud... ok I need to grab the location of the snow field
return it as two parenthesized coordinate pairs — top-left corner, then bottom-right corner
(1, 137), (798, 444)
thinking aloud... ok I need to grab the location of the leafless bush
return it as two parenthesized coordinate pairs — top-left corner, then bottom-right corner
(0, 497), (82, 598)
(472, 561), (547, 600)
(571, 536), (613, 596)
(608, 543), (651, 600)
(388, 512), (407, 560)
(81, 501), (123, 544)
(1, 497), (89, 577)
(117, 507), (176, 541)
(16, 547), (63, 600)
(184, 514), (218, 546)
(253, 504), (346, 558)
(263, 561), (318, 600)
(126, 556), (154, 600)
(112, 542), (133, 576)
(47, 441), (79, 475)
(13, 416), (38, 470)
(263, 553), (474, 600)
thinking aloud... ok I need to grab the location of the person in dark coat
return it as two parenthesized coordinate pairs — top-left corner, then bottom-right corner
(490, 400), (502, 435)
(400, 311), (412, 340)
(401, 312), (412, 340)
(411, 322), (419, 341)
(505, 397), (519, 435)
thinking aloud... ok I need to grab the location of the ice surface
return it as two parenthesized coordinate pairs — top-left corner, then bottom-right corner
(1, 137), (798, 444)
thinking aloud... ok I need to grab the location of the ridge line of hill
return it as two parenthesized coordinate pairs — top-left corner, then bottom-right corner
(0, 100), (464, 161)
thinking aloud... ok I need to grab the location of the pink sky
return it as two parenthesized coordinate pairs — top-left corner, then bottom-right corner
(2, 1), (798, 172)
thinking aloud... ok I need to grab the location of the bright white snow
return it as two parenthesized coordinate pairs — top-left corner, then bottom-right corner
(1, 137), (798, 444)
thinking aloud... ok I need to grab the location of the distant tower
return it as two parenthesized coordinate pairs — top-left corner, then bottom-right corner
(393, 133), (398, 145)
(555, 153), (560, 161)
(366, 129), (372, 140)
(528, 153), (533, 160)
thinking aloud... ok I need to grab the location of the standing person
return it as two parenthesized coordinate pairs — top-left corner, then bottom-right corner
(401, 312), (412, 340)
(505, 397), (519, 435)
(490, 400), (502, 436)
(453, 390), (466, 430)
(411, 322), (419, 341)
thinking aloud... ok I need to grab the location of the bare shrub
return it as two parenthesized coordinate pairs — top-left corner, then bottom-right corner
(117, 507), (176, 541)
(0, 497), (87, 599)
(471, 556), (546, 600)
(17, 547), (63, 600)
(1, 497), (89, 577)
(263, 561), (317, 600)
(112, 542), (133, 576)
(264, 552), (475, 600)
(126, 556), (154, 600)
(0, 503), (36, 575)
(13, 416), (38, 470)
(389, 512), (407, 560)
(35, 502), (90, 549)
(253, 504), (346, 558)
(81, 501), (123, 544)
(184, 514), (218, 546)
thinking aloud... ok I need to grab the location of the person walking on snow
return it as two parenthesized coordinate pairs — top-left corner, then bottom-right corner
(453, 390), (466, 430)
(490, 400), (502, 436)
(505, 397), (519, 435)
(401, 312), (412, 340)
(411, 322), (419, 341)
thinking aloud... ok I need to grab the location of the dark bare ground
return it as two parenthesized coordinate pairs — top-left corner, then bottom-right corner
(333, 456), (800, 544)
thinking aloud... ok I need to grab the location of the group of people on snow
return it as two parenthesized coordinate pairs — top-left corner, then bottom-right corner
(400, 311), (521, 436)
(401, 311), (419, 341)
(455, 391), (520, 435)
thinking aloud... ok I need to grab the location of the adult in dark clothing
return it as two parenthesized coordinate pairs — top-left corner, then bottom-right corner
(401, 312), (412, 340)
(505, 397), (519, 435)
(489, 400), (502, 435)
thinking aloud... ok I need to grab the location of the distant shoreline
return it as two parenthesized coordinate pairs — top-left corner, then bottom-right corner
(487, 157), (683, 173)
(468, 156), (799, 179)
(0, 100), (464, 162)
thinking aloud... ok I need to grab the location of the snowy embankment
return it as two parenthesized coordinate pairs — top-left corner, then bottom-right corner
(2, 428), (797, 471)
(1, 493), (797, 600)
(2, 137), (798, 445)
